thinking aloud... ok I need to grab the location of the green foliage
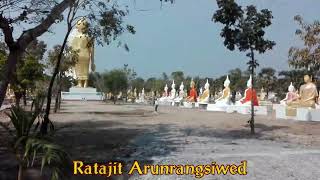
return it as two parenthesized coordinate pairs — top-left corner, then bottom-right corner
(288, 15), (320, 74)
(123, 64), (137, 88)
(0, 105), (71, 180)
(171, 71), (184, 86)
(24, 138), (71, 180)
(103, 69), (128, 95)
(131, 77), (145, 92)
(213, 0), (276, 134)
(257, 67), (277, 95)
(213, 0), (275, 53)
(0, 42), (8, 81)
(47, 45), (77, 74)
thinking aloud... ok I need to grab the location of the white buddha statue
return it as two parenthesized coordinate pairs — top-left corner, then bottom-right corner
(199, 87), (203, 96)
(134, 88), (137, 98)
(179, 82), (185, 98)
(174, 82), (185, 102)
(280, 82), (299, 105)
(169, 80), (176, 100)
(164, 84), (168, 97)
(141, 88), (145, 101)
(199, 79), (210, 103)
(159, 84), (169, 102)
(235, 91), (242, 101)
(259, 87), (267, 101)
(215, 75), (231, 106)
(136, 88), (145, 103)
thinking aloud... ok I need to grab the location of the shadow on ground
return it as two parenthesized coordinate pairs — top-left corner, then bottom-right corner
(181, 123), (289, 141)
(0, 119), (180, 180)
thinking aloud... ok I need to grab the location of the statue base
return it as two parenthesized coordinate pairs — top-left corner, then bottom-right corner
(61, 87), (103, 101)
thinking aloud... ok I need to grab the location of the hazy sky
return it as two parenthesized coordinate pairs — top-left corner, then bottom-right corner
(40, 0), (320, 79)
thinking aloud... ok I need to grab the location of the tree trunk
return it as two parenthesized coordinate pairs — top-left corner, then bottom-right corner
(0, 51), (21, 108)
(14, 92), (22, 107)
(250, 49), (255, 135)
(0, 0), (72, 108)
(23, 90), (27, 106)
(41, 29), (71, 135)
(18, 164), (23, 180)
(54, 73), (61, 113)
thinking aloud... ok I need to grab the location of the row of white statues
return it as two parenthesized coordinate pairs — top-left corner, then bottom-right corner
(157, 75), (260, 107)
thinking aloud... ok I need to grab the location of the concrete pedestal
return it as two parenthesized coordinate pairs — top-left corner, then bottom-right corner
(198, 103), (208, 109)
(207, 104), (228, 112)
(61, 87), (103, 101)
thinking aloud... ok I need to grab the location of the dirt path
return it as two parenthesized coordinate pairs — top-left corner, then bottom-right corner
(1, 101), (320, 180)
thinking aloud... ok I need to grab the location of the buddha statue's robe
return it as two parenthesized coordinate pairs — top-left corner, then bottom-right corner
(240, 88), (259, 106)
(215, 87), (231, 105)
(199, 89), (209, 103)
(187, 88), (197, 102)
(286, 83), (317, 116)
(287, 83), (318, 108)
(280, 92), (299, 105)
(169, 89), (176, 99)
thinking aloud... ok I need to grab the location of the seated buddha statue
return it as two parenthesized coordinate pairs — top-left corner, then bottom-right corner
(169, 80), (176, 100)
(235, 91), (242, 101)
(159, 84), (169, 102)
(236, 75), (259, 106)
(287, 75), (318, 108)
(186, 79), (197, 102)
(215, 76), (231, 106)
(280, 82), (299, 105)
(199, 79), (210, 103)
(174, 82), (185, 102)
(259, 87), (266, 101)
(134, 88), (137, 98)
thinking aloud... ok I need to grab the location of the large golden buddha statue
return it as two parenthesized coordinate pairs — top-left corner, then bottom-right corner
(287, 75), (318, 108)
(69, 18), (95, 88)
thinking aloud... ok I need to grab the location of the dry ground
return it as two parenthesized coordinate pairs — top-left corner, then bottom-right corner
(1, 101), (320, 180)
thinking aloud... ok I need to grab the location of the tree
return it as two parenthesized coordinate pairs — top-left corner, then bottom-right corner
(0, 0), (75, 108)
(132, 77), (145, 92)
(41, 0), (135, 134)
(103, 69), (128, 104)
(123, 64), (137, 86)
(171, 71), (185, 85)
(257, 67), (277, 96)
(0, 40), (46, 106)
(228, 68), (247, 92)
(47, 45), (77, 112)
(213, 0), (275, 134)
(145, 77), (157, 92)
(162, 72), (169, 81)
(288, 15), (320, 75)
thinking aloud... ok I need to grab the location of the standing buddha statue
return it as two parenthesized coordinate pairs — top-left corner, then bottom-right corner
(69, 18), (95, 88)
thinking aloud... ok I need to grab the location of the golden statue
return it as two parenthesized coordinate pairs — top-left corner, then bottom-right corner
(286, 75), (318, 116)
(199, 79), (210, 103)
(215, 75), (231, 105)
(69, 18), (95, 88)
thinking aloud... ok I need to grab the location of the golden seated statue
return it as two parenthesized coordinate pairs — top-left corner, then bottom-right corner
(286, 75), (318, 116)
(199, 79), (210, 103)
